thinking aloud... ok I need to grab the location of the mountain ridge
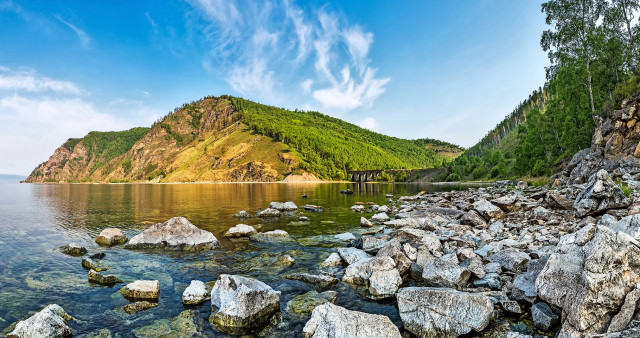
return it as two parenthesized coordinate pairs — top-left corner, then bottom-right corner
(25, 96), (463, 183)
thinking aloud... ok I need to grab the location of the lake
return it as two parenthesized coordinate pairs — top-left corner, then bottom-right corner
(0, 180), (475, 336)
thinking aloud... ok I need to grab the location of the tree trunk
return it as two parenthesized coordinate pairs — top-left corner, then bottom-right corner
(586, 59), (596, 115)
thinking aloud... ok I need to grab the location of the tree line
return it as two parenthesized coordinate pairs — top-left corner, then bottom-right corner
(443, 0), (640, 181)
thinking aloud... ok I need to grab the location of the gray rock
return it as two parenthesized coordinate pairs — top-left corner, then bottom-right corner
(125, 217), (219, 250)
(95, 228), (128, 247)
(302, 303), (401, 338)
(488, 221), (504, 234)
(210, 274), (281, 335)
(285, 273), (338, 288)
(123, 301), (158, 314)
(224, 224), (256, 238)
(491, 194), (521, 212)
(531, 302), (559, 331)
(343, 256), (402, 299)
(371, 212), (390, 222)
(182, 280), (209, 305)
(517, 181), (528, 189)
(473, 273), (501, 290)
(88, 269), (122, 285)
(610, 214), (640, 240)
(7, 304), (73, 338)
(351, 205), (365, 213)
(377, 240), (412, 274)
(81, 257), (108, 272)
(360, 217), (373, 227)
(397, 287), (493, 337)
(500, 298), (522, 315)
(320, 253), (343, 267)
(120, 280), (160, 301)
(573, 169), (631, 217)
(473, 199), (506, 220)
(334, 232), (356, 241)
(256, 208), (282, 218)
(270, 201), (298, 211)
(421, 253), (470, 288)
(336, 247), (371, 265)
(488, 248), (530, 273)
(233, 210), (252, 218)
(461, 210), (487, 227)
(535, 224), (640, 335)
(607, 287), (640, 333)
(512, 256), (549, 303)
(460, 256), (485, 279)
(59, 243), (87, 256)
(303, 204), (323, 212)
(286, 291), (337, 316)
(249, 230), (296, 243)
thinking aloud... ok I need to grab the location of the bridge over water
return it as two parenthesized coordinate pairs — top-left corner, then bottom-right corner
(346, 168), (444, 182)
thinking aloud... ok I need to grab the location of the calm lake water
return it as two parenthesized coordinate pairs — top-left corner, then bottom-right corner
(0, 179), (475, 336)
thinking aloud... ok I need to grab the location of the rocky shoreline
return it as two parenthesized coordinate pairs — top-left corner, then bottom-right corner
(8, 99), (640, 337)
(6, 167), (640, 337)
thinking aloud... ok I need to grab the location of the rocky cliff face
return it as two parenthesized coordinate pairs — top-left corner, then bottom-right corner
(558, 96), (640, 186)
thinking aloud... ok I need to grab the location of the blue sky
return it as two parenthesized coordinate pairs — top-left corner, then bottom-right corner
(0, 0), (547, 175)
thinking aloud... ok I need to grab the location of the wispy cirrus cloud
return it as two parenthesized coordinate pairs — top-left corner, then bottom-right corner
(54, 15), (92, 49)
(0, 67), (80, 94)
(181, 0), (390, 115)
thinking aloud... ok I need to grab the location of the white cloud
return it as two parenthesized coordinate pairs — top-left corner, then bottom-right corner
(300, 79), (313, 93)
(0, 67), (80, 94)
(54, 15), (92, 49)
(228, 58), (276, 97)
(183, 0), (390, 113)
(358, 117), (379, 131)
(312, 66), (389, 111)
(0, 67), (159, 174)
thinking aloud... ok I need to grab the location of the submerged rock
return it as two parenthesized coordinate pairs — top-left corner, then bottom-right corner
(120, 280), (160, 301)
(535, 224), (640, 335)
(133, 310), (203, 337)
(125, 217), (219, 251)
(302, 303), (401, 338)
(88, 269), (123, 285)
(249, 230), (296, 243)
(95, 228), (128, 247)
(256, 208), (282, 218)
(285, 273), (338, 288)
(334, 232), (356, 241)
(81, 258), (109, 272)
(286, 291), (337, 316)
(224, 224), (257, 238)
(397, 287), (493, 337)
(7, 304), (73, 338)
(303, 204), (324, 212)
(233, 210), (252, 218)
(182, 280), (210, 305)
(123, 301), (158, 315)
(59, 243), (87, 256)
(209, 274), (281, 335)
(270, 201), (298, 211)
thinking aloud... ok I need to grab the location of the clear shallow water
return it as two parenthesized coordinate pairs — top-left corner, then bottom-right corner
(0, 180), (473, 336)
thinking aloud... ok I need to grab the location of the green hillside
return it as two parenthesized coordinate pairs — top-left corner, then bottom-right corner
(226, 96), (462, 180)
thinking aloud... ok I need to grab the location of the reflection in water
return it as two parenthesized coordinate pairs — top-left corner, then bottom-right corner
(0, 181), (477, 336)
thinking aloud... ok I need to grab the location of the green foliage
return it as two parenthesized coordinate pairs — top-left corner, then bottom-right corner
(121, 159), (132, 173)
(78, 127), (149, 175)
(395, 170), (408, 182)
(223, 96), (461, 180)
(617, 179), (632, 197)
(376, 171), (392, 182)
(443, 0), (640, 181)
(63, 138), (81, 150)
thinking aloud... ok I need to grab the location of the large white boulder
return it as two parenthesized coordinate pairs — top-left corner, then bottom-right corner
(125, 217), (218, 250)
(302, 303), (401, 338)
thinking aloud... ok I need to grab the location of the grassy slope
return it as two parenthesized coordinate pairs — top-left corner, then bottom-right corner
(227, 96), (462, 179)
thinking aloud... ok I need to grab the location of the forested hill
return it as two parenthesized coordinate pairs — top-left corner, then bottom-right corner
(441, 0), (640, 182)
(25, 96), (462, 183)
